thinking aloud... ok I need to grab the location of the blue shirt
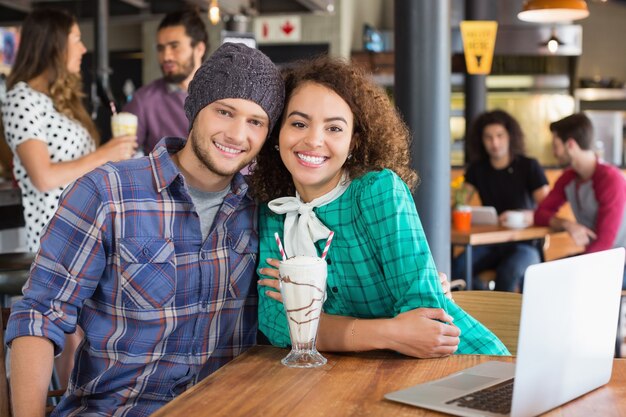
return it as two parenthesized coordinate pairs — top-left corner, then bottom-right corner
(6, 137), (259, 417)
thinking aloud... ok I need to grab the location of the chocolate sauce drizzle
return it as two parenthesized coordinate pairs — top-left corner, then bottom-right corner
(281, 274), (325, 325)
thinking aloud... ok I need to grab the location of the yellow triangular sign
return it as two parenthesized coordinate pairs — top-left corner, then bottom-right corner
(460, 21), (498, 75)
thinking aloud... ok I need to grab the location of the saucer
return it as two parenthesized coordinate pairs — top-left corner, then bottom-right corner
(503, 222), (527, 229)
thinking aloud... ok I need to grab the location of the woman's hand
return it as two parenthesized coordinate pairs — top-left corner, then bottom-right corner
(258, 258), (282, 302)
(98, 135), (138, 162)
(384, 308), (460, 358)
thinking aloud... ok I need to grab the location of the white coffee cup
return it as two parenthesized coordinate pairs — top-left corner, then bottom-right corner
(504, 211), (527, 229)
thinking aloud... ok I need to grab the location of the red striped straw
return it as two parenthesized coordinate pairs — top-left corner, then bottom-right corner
(321, 231), (334, 260)
(274, 232), (287, 261)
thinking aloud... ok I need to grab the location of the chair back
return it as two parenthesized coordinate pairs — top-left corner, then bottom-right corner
(1, 307), (10, 417)
(453, 291), (522, 355)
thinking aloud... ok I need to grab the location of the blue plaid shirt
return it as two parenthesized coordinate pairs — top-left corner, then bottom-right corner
(6, 138), (259, 417)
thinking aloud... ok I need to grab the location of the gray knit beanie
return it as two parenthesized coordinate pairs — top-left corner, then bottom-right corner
(184, 42), (285, 132)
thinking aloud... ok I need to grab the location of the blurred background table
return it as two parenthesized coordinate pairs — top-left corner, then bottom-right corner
(451, 225), (551, 289)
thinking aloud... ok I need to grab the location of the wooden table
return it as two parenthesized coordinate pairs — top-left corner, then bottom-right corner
(151, 346), (626, 417)
(451, 225), (551, 289)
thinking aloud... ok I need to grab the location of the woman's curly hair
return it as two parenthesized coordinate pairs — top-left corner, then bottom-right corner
(250, 55), (417, 202)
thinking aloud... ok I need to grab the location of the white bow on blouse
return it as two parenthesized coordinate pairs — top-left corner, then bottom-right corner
(268, 173), (350, 258)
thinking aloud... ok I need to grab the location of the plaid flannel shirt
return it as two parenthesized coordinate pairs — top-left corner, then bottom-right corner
(6, 137), (259, 417)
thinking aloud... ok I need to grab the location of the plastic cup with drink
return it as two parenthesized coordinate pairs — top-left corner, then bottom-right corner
(111, 111), (138, 137)
(111, 111), (141, 158)
(452, 205), (472, 232)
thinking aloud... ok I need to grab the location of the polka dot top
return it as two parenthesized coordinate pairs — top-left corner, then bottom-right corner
(1, 81), (95, 252)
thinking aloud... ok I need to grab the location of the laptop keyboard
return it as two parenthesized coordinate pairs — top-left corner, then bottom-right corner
(445, 378), (514, 415)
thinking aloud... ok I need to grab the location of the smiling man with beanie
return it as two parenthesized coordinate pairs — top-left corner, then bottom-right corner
(6, 43), (284, 417)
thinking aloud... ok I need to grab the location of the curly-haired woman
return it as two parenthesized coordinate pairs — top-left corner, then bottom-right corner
(251, 56), (508, 357)
(1, 8), (137, 252)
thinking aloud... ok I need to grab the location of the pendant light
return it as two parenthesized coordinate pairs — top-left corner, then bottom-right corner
(518, 0), (589, 23)
(209, 0), (220, 25)
(540, 27), (565, 53)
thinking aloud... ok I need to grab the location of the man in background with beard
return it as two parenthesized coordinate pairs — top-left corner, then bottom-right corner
(123, 8), (207, 154)
(535, 112), (626, 289)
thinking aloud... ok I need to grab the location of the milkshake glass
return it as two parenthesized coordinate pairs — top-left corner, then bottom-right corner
(279, 255), (328, 368)
(111, 112), (138, 137)
(111, 112), (142, 157)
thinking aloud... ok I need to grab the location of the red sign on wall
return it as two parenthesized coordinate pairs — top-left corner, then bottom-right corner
(254, 16), (301, 43)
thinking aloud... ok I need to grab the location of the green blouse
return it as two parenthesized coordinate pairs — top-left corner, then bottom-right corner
(258, 169), (509, 355)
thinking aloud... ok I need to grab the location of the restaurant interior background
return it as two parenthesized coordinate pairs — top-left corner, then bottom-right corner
(1, 0), (625, 166)
(0, 0), (625, 251)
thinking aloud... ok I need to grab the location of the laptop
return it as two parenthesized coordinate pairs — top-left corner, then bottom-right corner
(385, 247), (625, 417)
(470, 206), (498, 225)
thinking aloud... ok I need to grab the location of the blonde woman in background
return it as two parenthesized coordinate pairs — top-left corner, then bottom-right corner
(1, 8), (136, 252)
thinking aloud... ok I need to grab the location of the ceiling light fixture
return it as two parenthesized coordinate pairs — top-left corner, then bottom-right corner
(540, 27), (565, 53)
(518, 0), (589, 23)
(209, 0), (220, 25)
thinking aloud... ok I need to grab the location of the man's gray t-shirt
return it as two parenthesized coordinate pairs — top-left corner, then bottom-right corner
(187, 184), (231, 241)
